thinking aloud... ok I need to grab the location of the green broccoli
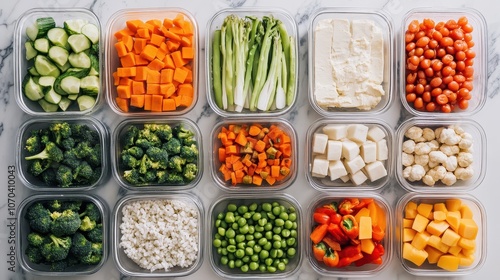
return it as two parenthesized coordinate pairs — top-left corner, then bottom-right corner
(50, 260), (68, 271)
(141, 170), (157, 183)
(27, 232), (48, 247)
(49, 122), (72, 145)
(126, 146), (144, 158)
(73, 161), (93, 183)
(146, 147), (168, 168)
(74, 141), (94, 158)
(88, 167), (102, 184)
(123, 169), (140, 184)
(138, 129), (162, 147)
(55, 165), (73, 187)
(121, 153), (139, 169)
(174, 124), (194, 139)
(166, 172), (185, 184)
(85, 144), (101, 167)
(79, 252), (102, 265)
(138, 155), (151, 174)
(91, 242), (103, 255)
(26, 202), (52, 233)
(41, 234), (72, 262)
(41, 169), (57, 185)
(168, 155), (186, 172)
(182, 134), (197, 146)
(183, 163), (198, 181)
(164, 137), (181, 154)
(143, 123), (162, 132)
(46, 200), (62, 212)
(25, 142), (64, 162)
(50, 209), (81, 237)
(70, 232), (92, 257)
(61, 137), (76, 150)
(25, 246), (43, 264)
(122, 125), (140, 148)
(60, 200), (82, 212)
(156, 170), (167, 184)
(62, 152), (81, 169)
(81, 130), (100, 146)
(28, 159), (51, 176)
(86, 224), (103, 243)
(79, 216), (97, 232)
(79, 202), (101, 223)
(154, 124), (173, 141)
(25, 132), (42, 154)
(180, 144), (199, 163)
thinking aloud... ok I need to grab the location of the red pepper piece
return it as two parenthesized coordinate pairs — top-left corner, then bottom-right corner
(340, 214), (359, 240)
(338, 198), (360, 215)
(354, 243), (385, 266)
(313, 212), (331, 224)
(372, 224), (385, 242)
(337, 252), (364, 267)
(322, 235), (341, 251)
(352, 198), (374, 211)
(315, 206), (336, 216)
(330, 213), (342, 225)
(323, 248), (339, 267)
(326, 223), (349, 244)
(338, 244), (361, 258)
(312, 241), (327, 262)
(310, 223), (328, 244)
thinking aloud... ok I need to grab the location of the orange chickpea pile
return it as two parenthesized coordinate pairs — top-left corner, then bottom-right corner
(405, 17), (475, 113)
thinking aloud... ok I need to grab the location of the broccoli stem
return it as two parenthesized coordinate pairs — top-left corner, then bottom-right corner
(232, 17), (249, 111)
(239, 17), (260, 112)
(212, 30), (223, 109)
(223, 17), (234, 109)
(286, 36), (296, 106)
(257, 37), (281, 111)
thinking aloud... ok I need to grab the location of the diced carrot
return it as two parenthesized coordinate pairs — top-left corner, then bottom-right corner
(162, 29), (181, 42)
(179, 95), (193, 107)
(136, 28), (151, 39)
(173, 14), (185, 28)
(146, 70), (161, 84)
(171, 51), (187, 68)
(280, 143), (292, 157)
(231, 172), (237, 185)
(254, 140), (266, 153)
(133, 38), (148, 54)
(232, 160), (244, 171)
(155, 47), (168, 61)
(121, 35), (134, 52)
(148, 58), (165, 71)
(119, 77), (133, 86)
(162, 98), (176, 111)
(151, 94), (163, 112)
(180, 36), (192, 47)
(112, 72), (119, 86)
(182, 20), (194, 35)
(117, 85), (131, 98)
(160, 83), (176, 97)
(160, 69), (174, 84)
(117, 67), (136, 77)
(249, 125), (261, 136)
(163, 18), (174, 28)
(235, 169), (245, 180)
(144, 95), (152, 110)
(150, 33), (165, 47)
(120, 52), (136, 67)
(114, 28), (135, 40)
(177, 84), (193, 97)
(258, 152), (267, 162)
(271, 165), (280, 178)
(134, 54), (149, 66)
(225, 145), (238, 155)
(130, 94), (145, 108)
(134, 66), (148, 81)
(146, 84), (160, 95)
(265, 176), (276, 185)
(181, 47), (194, 59)
(166, 40), (181, 52)
(173, 67), (188, 83)
(115, 41), (128, 57)
(227, 130), (236, 140)
(140, 44), (158, 61)
(115, 97), (129, 112)
(146, 19), (162, 28)
(126, 19), (143, 32)
(168, 26), (184, 35)
(218, 147), (227, 162)
(163, 54), (175, 69)
(132, 81), (145, 95)
(252, 175), (263, 186)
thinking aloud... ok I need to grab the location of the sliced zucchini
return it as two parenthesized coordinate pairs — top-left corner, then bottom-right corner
(80, 76), (99, 95)
(68, 52), (91, 68)
(33, 38), (50, 53)
(67, 94), (78, 101)
(44, 89), (62, 104)
(34, 55), (60, 77)
(37, 76), (56, 87)
(47, 27), (69, 49)
(68, 34), (91, 53)
(57, 61), (71, 72)
(77, 95), (95, 111)
(81, 23), (99, 44)
(60, 76), (81, 95)
(64, 19), (88, 34)
(58, 97), (72, 111)
(26, 17), (55, 41)
(22, 74), (44, 101)
(28, 66), (40, 76)
(54, 68), (89, 95)
(48, 46), (69, 67)
(25, 41), (38, 60)
(38, 99), (59, 112)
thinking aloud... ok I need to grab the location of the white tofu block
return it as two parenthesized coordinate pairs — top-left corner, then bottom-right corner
(376, 139), (389, 161)
(361, 141), (377, 163)
(312, 156), (329, 177)
(328, 160), (348, 181)
(327, 140), (342, 161)
(342, 140), (360, 161)
(347, 124), (369, 143)
(367, 126), (386, 142)
(340, 175), (350, 183)
(344, 155), (366, 174)
(350, 170), (368, 185)
(312, 133), (329, 154)
(364, 161), (387, 182)
(322, 124), (347, 140)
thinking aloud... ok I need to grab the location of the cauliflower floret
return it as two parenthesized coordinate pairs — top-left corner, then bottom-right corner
(457, 152), (473, 167)
(402, 152), (414, 167)
(439, 128), (461, 145)
(414, 142), (431, 155)
(440, 144), (460, 156)
(403, 166), (413, 180)
(409, 164), (426, 181)
(450, 125), (465, 136)
(459, 132), (473, 150)
(429, 150), (447, 164)
(434, 127), (444, 139)
(402, 140), (416, 154)
(422, 128), (436, 141)
(428, 140), (440, 151)
(433, 165), (447, 180)
(422, 174), (436, 186)
(405, 126), (423, 140)
(455, 166), (474, 180)
(441, 172), (457, 186)
(444, 156), (458, 172)
(415, 154), (429, 166)
(428, 160), (438, 168)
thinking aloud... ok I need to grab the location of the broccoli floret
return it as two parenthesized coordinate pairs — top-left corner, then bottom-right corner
(146, 147), (168, 169)
(143, 123), (162, 132)
(50, 209), (81, 237)
(82, 130), (100, 146)
(164, 137), (181, 154)
(180, 144), (199, 163)
(28, 159), (51, 176)
(73, 161), (93, 183)
(121, 153), (139, 169)
(49, 122), (72, 145)
(62, 152), (81, 169)
(25, 142), (64, 162)
(74, 141), (94, 159)
(26, 202), (52, 233)
(46, 200), (62, 212)
(25, 246), (43, 264)
(91, 242), (103, 255)
(86, 224), (103, 243)
(60, 200), (82, 212)
(41, 234), (72, 262)
(85, 144), (101, 168)
(141, 170), (157, 183)
(41, 169), (57, 185)
(50, 260), (68, 272)
(126, 146), (144, 158)
(88, 167), (102, 184)
(27, 232), (48, 247)
(61, 137), (76, 150)
(135, 138), (155, 150)
(138, 155), (151, 174)
(174, 124), (195, 139)
(183, 163), (198, 182)
(79, 252), (102, 265)
(168, 155), (186, 172)
(70, 232), (92, 257)
(79, 216), (97, 232)
(122, 125), (140, 148)
(55, 165), (73, 188)
(123, 169), (140, 185)
(157, 170), (167, 184)
(166, 172), (185, 184)
(182, 135), (197, 146)
(79, 202), (101, 223)
(154, 124), (173, 141)
(138, 129), (161, 147)
(25, 132), (42, 154)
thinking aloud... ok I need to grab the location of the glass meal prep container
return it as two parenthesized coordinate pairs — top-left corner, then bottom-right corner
(395, 117), (486, 193)
(205, 8), (299, 117)
(306, 192), (393, 277)
(17, 193), (109, 276)
(16, 116), (109, 191)
(111, 193), (204, 277)
(208, 193), (302, 279)
(105, 8), (198, 116)
(395, 193), (486, 276)
(308, 8), (394, 117)
(14, 8), (103, 116)
(399, 8), (487, 117)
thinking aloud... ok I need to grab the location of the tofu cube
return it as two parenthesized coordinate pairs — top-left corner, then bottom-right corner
(322, 124), (347, 140)
(311, 156), (329, 177)
(361, 141), (377, 163)
(339, 175), (350, 183)
(326, 140), (342, 161)
(376, 139), (389, 161)
(367, 126), (386, 142)
(342, 140), (360, 161)
(312, 133), (329, 154)
(347, 124), (369, 143)
(364, 161), (387, 182)
(344, 155), (366, 174)
(349, 170), (368, 185)
(328, 160), (347, 181)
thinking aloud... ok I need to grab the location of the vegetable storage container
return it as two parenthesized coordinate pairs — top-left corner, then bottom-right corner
(307, 192), (392, 277)
(14, 8), (103, 116)
(399, 8), (487, 116)
(112, 193), (203, 277)
(16, 116), (109, 191)
(206, 8), (299, 117)
(395, 193), (486, 276)
(105, 8), (198, 116)
(208, 193), (302, 279)
(210, 118), (297, 192)
(306, 119), (394, 191)
(308, 8), (394, 117)
(17, 193), (109, 276)
(395, 117), (486, 192)
(111, 117), (203, 191)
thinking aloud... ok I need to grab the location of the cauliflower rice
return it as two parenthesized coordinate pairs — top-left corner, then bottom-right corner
(119, 199), (199, 272)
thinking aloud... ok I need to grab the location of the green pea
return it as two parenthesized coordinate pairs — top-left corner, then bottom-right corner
(258, 218), (267, 227)
(215, 219), (221, 227)
(253, 244), (262, 253)
(287, 247), (296, 257)
(235, 259), (243, 268)
(263, 242), (272, 251)
(228, 253), (235, 260)
(228, 260), (235, 268)
(227, 245), (236, 253)
(259, 250), (269, 260)
(276, 249), (284, 258)
(287, 237), (296, 246)
(292, 221), (298, 229)
(249, 261), (259, 271)
(228, 238), (235, 245)
(248, 225), (255, 234)
(264, 223), (273, 231)
(220, 221), (228, 229)
(217, 212), (224, 220)
(254, 232), (263, 240)
(265, 257), (273, 266)
(235, 234), (245, 243)
(272, 201), (280, 207)
(242, 255), (250, 263)
(273, 226), (282, 234)
(240, 224), (249, 234)
(221, 248), (228, 255)
(281, 228), (290, 238)
(237, 242), (246, 250)
(232, 222), (239, 230)
(240, 264), (249, 272)
(279, 212), (289, 220)
(275, 218), (285, 227)
(282, 258), (289, 265)
(290, 229), (297, 238)
(265, 231), (273, 240)
(280, 240), (287, 248)
(270, 249), (278, 258)
(258, 237), (268, 246)
(217, 247), (222, 255)
(272, 206), (281, 216)
(267, 212), (276, 220)
(267, 266), (277, 273)
(255, 225), (264, 232)
(252, 212), (261, 221)
(226, 228), (236, 239)
(284, 220), (293, 229)
(243, 212), (252, 219)
(227, 203), (237, 212)
(273, 240), (281, 249)
(262, 203), (272, 212)
(245, 247), (253, 256)
(245, 234), (254, 241)
(259, 264), (266, 272)
(288, 212), (297, 222)
(213, 239), (222, 248)
(272, 234), (282, 241)
(235, 248), (245, 258)
(221, 240), (228, 248)
(273, 259), (280, 267)
(278, 262), (286, 271)
(238, 205), (248, 214)
(249, 202), (258, 211)
(247, 240), (256, 248)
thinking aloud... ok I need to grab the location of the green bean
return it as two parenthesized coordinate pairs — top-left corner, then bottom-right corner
(227, 203), (237, 212)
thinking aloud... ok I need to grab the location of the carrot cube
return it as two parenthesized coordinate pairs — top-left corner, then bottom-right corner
(163, 54), (175, 69)
(173, 67), (188, 83)
(136, 28), (151, 39)
(126, 19), (144, 32)
(151, 95), (163, 112)
(171, 51), (187, 68)
(146, 84), (160, 95)
(166, 40), (180, 52)
(162, 98), (176, 111)
(147, 58), (165, 71)
(130, 94), (145, 108)
(122, 35), (134, 52)
(114, 41), (128, 57)
(179, 95), (193, 107)
(140, 44), (158, 61)
(134, 54), (149, 66)
(134, 66), (148, 81)
(132, 81), (145, 95)
(163, 18), (174, 28)
(180, 36), (192, 47)
(144, 94), (152, 110)
(150, 33), (165, 47)
(119, 77), (133, 86)
(115, 97), (130, 112)
(155, 47), (168, 61)
(114, 28), (134, 40)
(177, 84), (194, 97)
(112, 72), (119, 86)
(117, 85), (131, 98)
(133, 38), (148, 54)
(146, 70), (161, 84)
(120, 52), (136, 67)
(181, 47), (194, 59)
(160, 69), (174, 84)
(117, 67), (136, 77)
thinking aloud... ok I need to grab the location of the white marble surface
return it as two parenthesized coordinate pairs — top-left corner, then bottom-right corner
(0, 0), (499, 279)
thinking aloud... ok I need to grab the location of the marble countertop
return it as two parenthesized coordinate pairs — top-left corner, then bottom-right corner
(1, 0), (499, 279)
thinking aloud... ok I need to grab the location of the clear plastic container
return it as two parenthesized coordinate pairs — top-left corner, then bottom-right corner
(306, 119), (394, 191)
(205, 8), (299, 117)
(17, 193), (109, 276)
(399, 8), (487, 116)
(16, 116), (109, 191)
(105, 8), (198, 116)
(112, 193), (203, 277)
(14, 8), (103, 115)
(111, 118), (203, 191)
(210, 118), (298, 192)
(395, 193), (486, 276)
(395, 117), (486, 192)
(208, 193), (302, 279)
(307, 192), (393, 277)
(308, 8), (394, 117)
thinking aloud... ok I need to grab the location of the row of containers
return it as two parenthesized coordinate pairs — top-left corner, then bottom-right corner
(13, 4), (487, 280)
